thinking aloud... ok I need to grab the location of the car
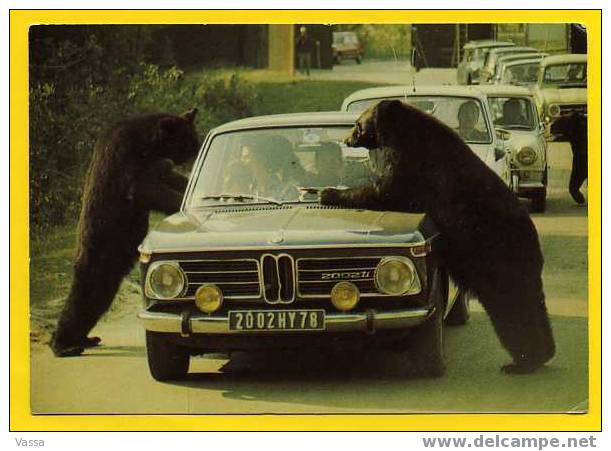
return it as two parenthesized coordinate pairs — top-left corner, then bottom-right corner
(533, 54), (587, 133)
(138, 111), (469, 381)
(340, 85), (513, 188)
(457, 40), (515, 85)
(477, 85), (549, 212)
(332, 31), (364, 64)
(493, 56), (547, 87)
(479, 46), (538, 84)
(489, 53), (547, 85)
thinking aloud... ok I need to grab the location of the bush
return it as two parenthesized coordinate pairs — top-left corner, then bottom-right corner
(29, 27), (256, 236)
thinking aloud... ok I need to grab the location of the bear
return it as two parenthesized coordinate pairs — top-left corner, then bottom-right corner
(550, 112), (588, 205)
(321, 99), (555, 374)
(51, 109), (200, 357)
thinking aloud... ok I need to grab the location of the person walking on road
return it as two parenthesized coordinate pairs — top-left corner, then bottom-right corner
(296, 26), (313, 76)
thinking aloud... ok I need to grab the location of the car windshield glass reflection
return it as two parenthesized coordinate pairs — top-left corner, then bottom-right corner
(347, 96), (492, 143)
(189, 127), (378, 207)
(543, 63), (587, 88)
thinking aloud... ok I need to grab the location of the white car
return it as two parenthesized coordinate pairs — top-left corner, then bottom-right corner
(493, 56), (547, 87)
(477, 85), (549, 212)
(340, 85), (513, 188)
(533, 54), (587, 132)
(457, 40), (515, 85)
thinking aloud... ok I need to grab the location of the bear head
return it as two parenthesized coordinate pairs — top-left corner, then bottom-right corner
(152, 108), (200, 164)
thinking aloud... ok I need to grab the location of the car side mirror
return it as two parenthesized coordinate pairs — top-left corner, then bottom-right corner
(495, 128), (511, 141)
(494, 146), (506, 161)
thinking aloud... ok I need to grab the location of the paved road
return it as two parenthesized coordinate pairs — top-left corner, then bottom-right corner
(30, 142), (588, 415)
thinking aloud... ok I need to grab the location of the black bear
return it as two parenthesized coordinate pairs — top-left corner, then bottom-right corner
(321, 100), (555, 374)
(550, 112), (588, 204)
(51, 109), (200, 357)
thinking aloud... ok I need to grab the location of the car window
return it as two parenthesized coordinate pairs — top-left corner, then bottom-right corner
(542, 63), (587, 87)
(487, 97), (536, 130)
(189, 127), (377, 207)
(503, 62), (540, 85)
(346, 96), (492, 144)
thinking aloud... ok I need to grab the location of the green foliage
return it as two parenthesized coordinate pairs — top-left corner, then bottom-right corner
(29, 27), (255, 235)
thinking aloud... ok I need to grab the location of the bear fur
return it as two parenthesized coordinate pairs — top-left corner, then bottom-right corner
(550, 112), (588, 204)
(51, 109), (200, 357)
(321, 100), (555, 373)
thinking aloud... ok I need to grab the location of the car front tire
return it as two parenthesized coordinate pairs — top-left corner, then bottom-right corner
(445, 290), (471, 326)
(146, 331), (190, 382)
(531, 191), (547, 213)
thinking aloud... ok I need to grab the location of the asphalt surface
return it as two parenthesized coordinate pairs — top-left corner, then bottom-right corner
(30, 62), (589, 415)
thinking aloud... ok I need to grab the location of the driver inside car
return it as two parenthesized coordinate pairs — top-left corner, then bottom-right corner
(496, 98), (528, 127)
(456, 100), (489, 142)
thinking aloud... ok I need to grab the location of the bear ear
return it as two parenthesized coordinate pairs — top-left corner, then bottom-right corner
(182, 107), (198, 123)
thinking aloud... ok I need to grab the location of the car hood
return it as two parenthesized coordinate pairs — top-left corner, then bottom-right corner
(538, 87), (587, 104)
(141, 205), (429, 253)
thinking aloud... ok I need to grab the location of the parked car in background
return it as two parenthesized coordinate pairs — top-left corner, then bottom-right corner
(479, 46), (538, 83)
(138, 111), (469, 381)
(341, 85), (513, 188)
(533, 54), (587, 133)
(332, 31), (364, 64)
(493, 56), (547, 87)
(457, 40), (515, 85)
(478, 85), (549, 212)
(489, 53), (547, 84)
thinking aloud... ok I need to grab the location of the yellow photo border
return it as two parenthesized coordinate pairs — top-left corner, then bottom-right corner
(10, 9), (601, 431)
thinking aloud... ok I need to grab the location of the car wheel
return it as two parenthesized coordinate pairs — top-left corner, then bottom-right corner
(445, 289), (471, 326)
(146, 331), (190, 382)
(531, 191), (547, 213)
(356, 56), (362, 64)
(404, 268), (446, 377)
(467, 74), (473, 85)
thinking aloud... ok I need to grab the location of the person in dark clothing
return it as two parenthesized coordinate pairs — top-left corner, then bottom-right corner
(550, 113), (588, 205)
(296, 26), (313, 76)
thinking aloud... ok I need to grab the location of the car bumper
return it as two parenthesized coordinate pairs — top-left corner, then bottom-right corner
(139, 306), (434, 336)
(513, 169), (546, 193)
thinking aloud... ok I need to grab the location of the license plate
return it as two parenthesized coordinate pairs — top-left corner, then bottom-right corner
(228, 309), (325, 332)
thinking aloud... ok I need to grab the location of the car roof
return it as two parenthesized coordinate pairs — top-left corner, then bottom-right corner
(475, 84), (534, 97)
(489, 46), (538, 55)
(502, 57), (545, 67)
(342, 85), (488, 107)
(541, 53), (587, 66)
(497, 52), (545, 62)
(210, 111), (359, 134)
(463, 40), (515, 49)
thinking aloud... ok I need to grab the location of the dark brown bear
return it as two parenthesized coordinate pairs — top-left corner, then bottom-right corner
(550, 112), (588, 204)
(51, 109), (200, 357)
(321, 100), (555, 374)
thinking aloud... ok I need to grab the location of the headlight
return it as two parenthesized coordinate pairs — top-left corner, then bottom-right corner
(516, 147), (538, 166)
(374, 257), (419, 296)
(548, 104), (561, 117)
(145, 261), (186, 299)
(195, 284), (223, 313)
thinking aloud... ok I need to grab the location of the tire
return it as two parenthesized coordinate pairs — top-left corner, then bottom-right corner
(531, 190), (547, 213)
(146, 331), (190, 382)
(356, 56), (362, 64)
(404, 268), (446, 377)
(445, 290), (471, 326)
(467, 74), (473, 85)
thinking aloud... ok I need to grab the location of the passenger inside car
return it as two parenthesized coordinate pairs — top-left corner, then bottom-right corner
(497, 98), (528, 127)
(309, 142), (344, 187)
(456, 100), (489, 142)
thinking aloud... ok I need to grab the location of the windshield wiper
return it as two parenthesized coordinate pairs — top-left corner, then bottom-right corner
(200, 193), (283, 206)
(504, 125), (533, 130)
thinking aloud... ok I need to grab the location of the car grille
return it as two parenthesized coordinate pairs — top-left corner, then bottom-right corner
(260, 254), (296, 304)
(296, 257), (381, 298)
(179, 259), (261, 299)
(559, 103), (587, 116)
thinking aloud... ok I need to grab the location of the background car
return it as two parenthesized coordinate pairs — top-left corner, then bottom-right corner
(493, 56), (547, 87)
(456, 40), (515, 85)
(138, 112), (469, 381)
(479, 46), (538, 83)
(488, 52), (547, 85)
(533, 54), (587, 134)
(478, 85), (549, 212)
(332, 31), (364, 64)
(341, 85), (513, 188)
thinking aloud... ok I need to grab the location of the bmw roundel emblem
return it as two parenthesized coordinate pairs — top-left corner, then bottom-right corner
(268, 232), (284, 244)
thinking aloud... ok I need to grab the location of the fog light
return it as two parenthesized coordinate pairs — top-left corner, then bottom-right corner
(330, 282), (360, 312)
(195, 284), (223, 313)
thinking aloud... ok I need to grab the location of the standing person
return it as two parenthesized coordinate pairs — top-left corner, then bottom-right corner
(296, 26), (313, 76)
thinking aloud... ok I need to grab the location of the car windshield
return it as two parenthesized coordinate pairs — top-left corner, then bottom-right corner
(189, 127), (376, 207)
(502, 62), (540, 85)
(542, 63), (587, 88)
(487, 97), (537, 130)
(346, 96), (492, 143)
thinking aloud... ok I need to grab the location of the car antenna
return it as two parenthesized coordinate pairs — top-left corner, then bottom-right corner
(410, 48), (417, 93)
